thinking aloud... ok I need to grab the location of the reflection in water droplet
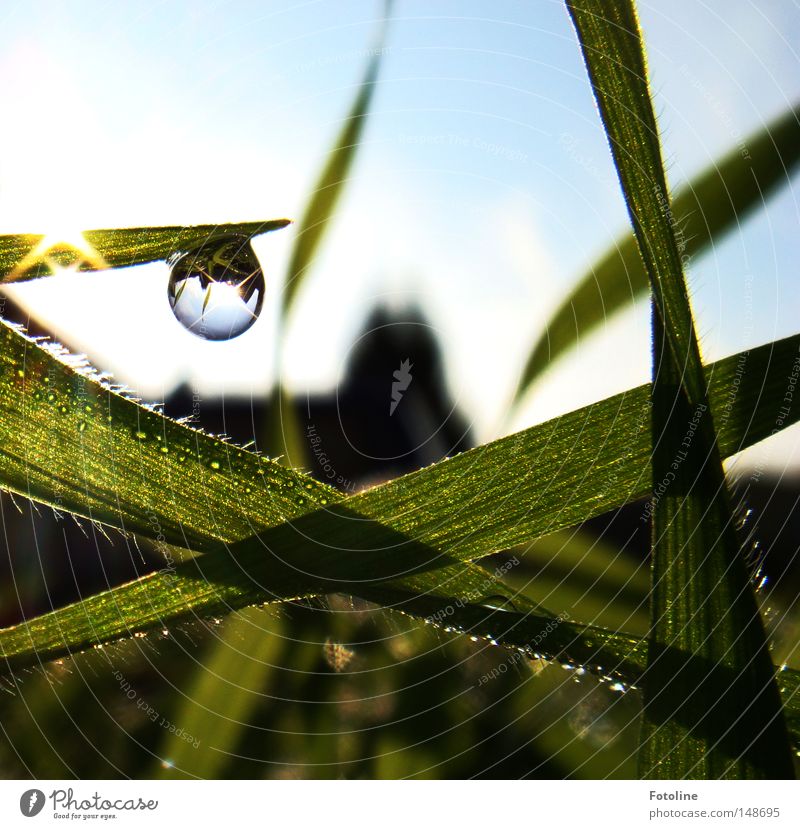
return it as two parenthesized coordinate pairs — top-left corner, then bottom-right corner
(167, 234), (265, 341)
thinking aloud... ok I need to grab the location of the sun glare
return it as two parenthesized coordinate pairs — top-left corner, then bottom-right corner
(9, 225), (107, 281)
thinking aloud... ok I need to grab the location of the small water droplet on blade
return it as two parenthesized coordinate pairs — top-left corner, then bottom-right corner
(167, 234), (265, 341)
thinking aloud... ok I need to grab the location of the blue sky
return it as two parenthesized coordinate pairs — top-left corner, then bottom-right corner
(1, 0), (799, 472)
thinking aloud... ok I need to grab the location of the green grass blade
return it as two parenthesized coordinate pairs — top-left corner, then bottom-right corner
(1, 313), (797, 581)
(281, 4), (390, 317)
(0, 553), (534, 675)
(2, 316), (798, 672)
(566, 0), (793, 778)
(507, 529), (651, 636)
(514, 104), (800, 402)
(0, 320), (334, 553)
(648, 309), (792, 778)
(0, 220), (290, 283)
(266, 4), (390, 462)
(263, 387), (309, 467)
(376, 591), (800, 747)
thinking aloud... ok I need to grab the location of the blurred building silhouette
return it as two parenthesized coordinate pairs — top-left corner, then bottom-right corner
(165, 306), (473, 487)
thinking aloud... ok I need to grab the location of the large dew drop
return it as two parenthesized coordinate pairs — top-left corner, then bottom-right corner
(167, 234), (264, 340)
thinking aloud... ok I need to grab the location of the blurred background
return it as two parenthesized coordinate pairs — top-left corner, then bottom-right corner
(0, 0), (799, 778)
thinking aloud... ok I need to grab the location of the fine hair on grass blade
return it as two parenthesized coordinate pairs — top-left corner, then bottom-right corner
(2, 310), (799, 679)
(566, 0), (793, 778)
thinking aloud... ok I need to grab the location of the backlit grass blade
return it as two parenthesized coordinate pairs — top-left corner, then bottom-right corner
(151, 606), (286, 778)
(566, 0), (793, 778)
(0, 220), (290, 284)
(0, 320), (335, 554)
(0, 552), (537, 675)
(267, 3), (391, 463)
(281, 3), (390, 317)
(1, 315), (798, 672)
(514, 104), (800, 402)
(507, 529), (650, 636)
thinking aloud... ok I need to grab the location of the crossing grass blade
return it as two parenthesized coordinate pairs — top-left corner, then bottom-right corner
(2, 307), (798, 675)
(513, 104), (800, 402)
(566, 0), (794, 778)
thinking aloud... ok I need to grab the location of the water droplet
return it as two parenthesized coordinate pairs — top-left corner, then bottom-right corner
(167, 234), (264, 341)
(209, 460), (221, 470)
